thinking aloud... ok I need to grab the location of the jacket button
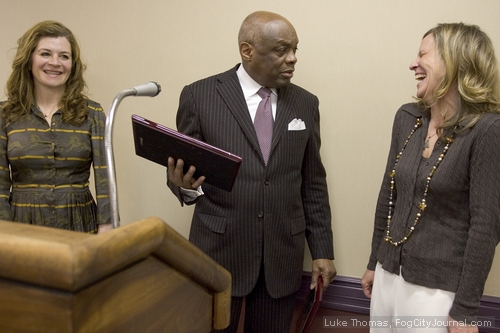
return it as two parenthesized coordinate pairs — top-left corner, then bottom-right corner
(258, 211), (264, 218)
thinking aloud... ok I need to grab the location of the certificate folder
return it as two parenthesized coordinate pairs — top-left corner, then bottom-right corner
(296, 276), (324, 333)
(132, 114), (242, 192)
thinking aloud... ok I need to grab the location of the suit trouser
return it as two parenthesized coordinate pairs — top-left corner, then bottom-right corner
(213, 263), (297, 333)
(370, 262), (455, 333)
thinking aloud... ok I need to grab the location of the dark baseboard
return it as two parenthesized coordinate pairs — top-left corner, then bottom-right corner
(298, 272), (500, 333)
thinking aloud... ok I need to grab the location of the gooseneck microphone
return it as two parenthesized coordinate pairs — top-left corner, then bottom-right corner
(132, 81), (161, 97)
(105, 82), (162, 228)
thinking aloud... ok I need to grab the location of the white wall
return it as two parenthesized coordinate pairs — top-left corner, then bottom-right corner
(1, 0), (499, 296)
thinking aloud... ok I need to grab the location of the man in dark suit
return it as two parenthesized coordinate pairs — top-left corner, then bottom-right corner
(167, 11), (336, 333)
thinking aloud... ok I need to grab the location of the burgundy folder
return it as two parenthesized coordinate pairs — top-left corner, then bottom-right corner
(296, 276), (324, 333)
(132, 114), (242, 192)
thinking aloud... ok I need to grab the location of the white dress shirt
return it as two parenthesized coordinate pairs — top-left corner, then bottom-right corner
(236, 64), (277, 121)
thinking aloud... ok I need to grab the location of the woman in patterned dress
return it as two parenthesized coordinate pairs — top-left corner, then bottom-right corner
(0, 20), (111, 233)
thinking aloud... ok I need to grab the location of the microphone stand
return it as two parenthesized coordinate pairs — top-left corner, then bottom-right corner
(104, 82), (161, 228)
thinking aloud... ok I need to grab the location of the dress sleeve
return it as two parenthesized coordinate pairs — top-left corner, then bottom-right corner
(0, 110), (12, 221)
(449, 118), (500, 322)
(89, 102), (111, 225)
(367, 108), (405, 270)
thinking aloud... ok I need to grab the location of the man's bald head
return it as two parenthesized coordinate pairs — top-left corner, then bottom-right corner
(238, 11), (294, 47)
(237, 11), (298, 88)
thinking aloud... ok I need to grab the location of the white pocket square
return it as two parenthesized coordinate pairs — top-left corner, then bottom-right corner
(288, 118), (306, 131)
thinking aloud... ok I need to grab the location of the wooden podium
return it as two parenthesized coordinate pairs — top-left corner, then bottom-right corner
(0, 217), (231, 333)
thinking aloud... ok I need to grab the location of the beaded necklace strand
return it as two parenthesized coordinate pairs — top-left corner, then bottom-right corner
(384, 118), (455, 247)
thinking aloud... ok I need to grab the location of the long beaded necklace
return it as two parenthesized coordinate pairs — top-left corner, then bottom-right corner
(384, 118), (455, 247)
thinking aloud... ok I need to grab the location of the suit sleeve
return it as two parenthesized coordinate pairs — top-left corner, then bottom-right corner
(166, 85), (202, 206)
(302, 97), (334, 260)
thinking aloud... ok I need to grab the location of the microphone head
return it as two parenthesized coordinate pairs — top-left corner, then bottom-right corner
(132, 81), (161, 97)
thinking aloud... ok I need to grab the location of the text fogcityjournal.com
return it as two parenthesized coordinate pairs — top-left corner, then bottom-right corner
(322, 316), (496, 329)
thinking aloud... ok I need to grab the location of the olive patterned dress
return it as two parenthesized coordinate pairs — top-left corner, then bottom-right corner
(0, 100), (110, 233)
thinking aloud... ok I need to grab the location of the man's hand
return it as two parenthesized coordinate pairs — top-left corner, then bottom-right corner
(311, 259), (337, 291)
(167, 157), (205, 189)
(361, 269), (375, 299)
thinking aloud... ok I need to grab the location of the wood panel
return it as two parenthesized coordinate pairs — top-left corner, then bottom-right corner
(0, 218), (231, 332)
(0, 280), (72, 333)
(73, 257), (213, 333)
(0, 257), (213, 333)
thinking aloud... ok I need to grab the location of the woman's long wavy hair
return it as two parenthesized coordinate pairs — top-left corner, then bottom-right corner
(417, 23), (500, 132)
(2, 20), (88, 126)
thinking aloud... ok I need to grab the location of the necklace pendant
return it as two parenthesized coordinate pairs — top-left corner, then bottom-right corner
(423, 139), (430, 149)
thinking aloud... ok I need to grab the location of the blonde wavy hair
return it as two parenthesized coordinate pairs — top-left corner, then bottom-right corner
(417, 23), (500, 132)
(2, 20), (88, 126)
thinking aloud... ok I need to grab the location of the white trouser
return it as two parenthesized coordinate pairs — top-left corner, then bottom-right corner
(370, 262), (455, 333)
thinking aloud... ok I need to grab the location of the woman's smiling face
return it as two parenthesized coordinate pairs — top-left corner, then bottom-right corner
(409, 33), (446, 104)
(31, 36), (72, 94)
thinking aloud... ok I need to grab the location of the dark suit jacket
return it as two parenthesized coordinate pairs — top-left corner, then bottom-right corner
(168, 64), (334, 298)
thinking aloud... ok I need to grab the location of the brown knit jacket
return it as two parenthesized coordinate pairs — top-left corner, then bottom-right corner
(368, 103), (500, 322)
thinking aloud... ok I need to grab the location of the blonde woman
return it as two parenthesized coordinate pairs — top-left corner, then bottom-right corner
(362, 23), (500, 333)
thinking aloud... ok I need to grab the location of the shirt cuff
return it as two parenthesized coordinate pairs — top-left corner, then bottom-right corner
(179, 186), (204, 203)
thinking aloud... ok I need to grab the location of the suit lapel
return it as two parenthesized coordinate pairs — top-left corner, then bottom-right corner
(272, 85), (293, 155)
(216, 66), (262, 156)
(215, 66), (296, 165)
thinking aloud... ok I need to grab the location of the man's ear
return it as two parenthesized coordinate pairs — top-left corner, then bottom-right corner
(240, 42), (253, 62)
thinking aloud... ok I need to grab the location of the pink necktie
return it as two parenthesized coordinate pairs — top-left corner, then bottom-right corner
(254, 87), (273, 165)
